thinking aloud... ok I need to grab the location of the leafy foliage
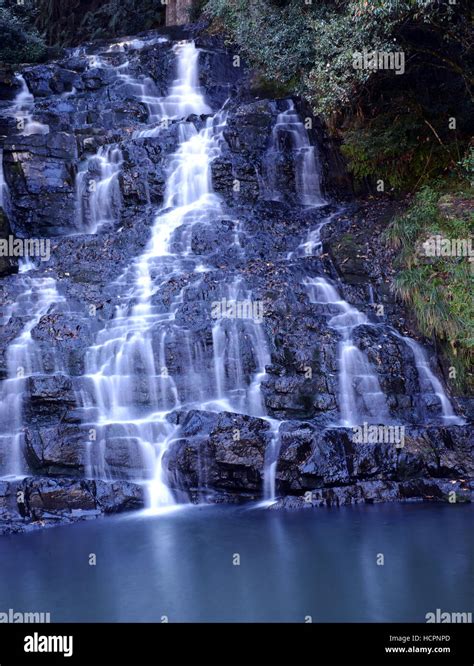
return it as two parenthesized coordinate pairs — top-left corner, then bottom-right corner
(0, 0), (46, 63)
(0, 0), (166, 59)
(203, 0), (472, 191)
(385, 185), (474, 389)
(34, 0), (165, 47)
(205, 0), (317, 86)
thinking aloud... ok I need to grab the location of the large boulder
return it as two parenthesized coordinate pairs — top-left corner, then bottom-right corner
(165, 410), (272, 500)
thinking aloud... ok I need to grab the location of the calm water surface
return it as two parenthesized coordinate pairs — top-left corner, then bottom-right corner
(0, 503), (472, 622)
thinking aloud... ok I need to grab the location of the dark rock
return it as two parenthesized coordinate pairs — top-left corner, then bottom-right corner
(166, 410), (271, 499)
(24, 424), (87, 476)
(0, 209), (17, 276)
(274, 424), (473, 499)
(0, 477), (145, 535)
(3, 132), (78, 236)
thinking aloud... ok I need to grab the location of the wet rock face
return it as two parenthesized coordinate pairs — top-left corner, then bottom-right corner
(275, 424), (473, 494)
(0, 210), (16, 276)
(166, 418), (473, 505)
(0, 477), (145, 535)
(197, 47), (245, 109)
(274, 477), (473, 509)
(24, 423), (86, 476)
(166, 410), (271, 499)
(120, 127), (181, 205)
(0, 27), (471, 534)
(3, 132), (78, 236)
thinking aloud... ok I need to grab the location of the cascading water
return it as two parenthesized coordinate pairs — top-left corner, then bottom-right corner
(299, 220), (463, 426)
(75, 145), (123, 232)
(0, 148), (9, 213)
(75, 41), (211, 231)
(304, 276), (389, 426)
(84, 42), (278, 509)
(393, 332), (464, 425)
(210, 280), (282, 502)
(10, 75), (49, 136)
(0, 76), (59, 479)
(100, 50), (165, 132)
(73, 50), (128, 233)
(263, 99), (325, 207)
(262, 419), (283, 501)
(0, 271), (63, 478)
(134, 41), (211, 137)
(210, 279), (269, 415)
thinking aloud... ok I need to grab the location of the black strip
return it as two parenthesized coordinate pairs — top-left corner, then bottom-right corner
(0, 622), (471, 666)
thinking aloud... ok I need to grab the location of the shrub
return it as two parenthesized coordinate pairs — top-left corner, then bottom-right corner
(0, 1), (46, 63)
(385, 185), (474, 389)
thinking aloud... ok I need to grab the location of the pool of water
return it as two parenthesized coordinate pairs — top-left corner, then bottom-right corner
(0, 503), (472, 622)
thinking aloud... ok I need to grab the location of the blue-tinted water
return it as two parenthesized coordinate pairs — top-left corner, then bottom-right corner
(0, 503), (472, 622)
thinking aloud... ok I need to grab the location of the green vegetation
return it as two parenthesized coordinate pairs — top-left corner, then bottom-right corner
(204, 0), (472, 192)
(0, 0), (166, 62)
(35, 0), (165, 48)
(385, 184), (473, 389)
(0, 0), (46, 63)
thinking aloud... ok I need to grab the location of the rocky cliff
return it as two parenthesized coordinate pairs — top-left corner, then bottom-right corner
(0, 26), (471, 535)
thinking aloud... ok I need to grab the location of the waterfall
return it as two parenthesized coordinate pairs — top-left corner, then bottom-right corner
(0, 28), (463, 524)
(83, 41), (276, 509)
(83, 42), (285, 508)
(210, 279), (270, 415)
(133, 41), (212, 138)
(0, 273), (63, 478)
(156, 41), (212, 121)
(87, 41), (210, 138)
(0, 148), (9, 214)
(73, 51), (128, 233)
(75, 145), (123, 233)
(262, 419), (283, 501)
(77, 32), (462, 504)
(299, 216), (463, 427)
(210, 279), (283, 502)
(74, 41), (211, 232)
(304, 275), (463, 427)
(393, 332), (464, 425)
(304, 276), (389, 427)
(11, 75), (49, 136)
(263, 99), (325, 207)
